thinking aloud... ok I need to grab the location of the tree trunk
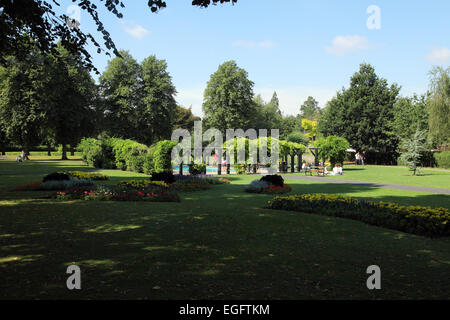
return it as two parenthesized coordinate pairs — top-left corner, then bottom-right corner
(47, 145), (52, 156)
(70, 145), (75, 156)
(218, 163), (222, 176)
(226, 164), (230, 175)
(291, 154), (295, 173)
(61, 144), (68, 160)
(297, 153), (303, 172)
(253, 164), (257, 174)
(180, 162), (183, 176)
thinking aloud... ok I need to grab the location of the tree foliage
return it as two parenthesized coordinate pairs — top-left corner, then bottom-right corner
(427, 66), (450, 146)
(100, 51), (177, 146)
(392, 94), (429, 144)
(318, 63), (400, 152)
(0, 0), (238, 72)
(315, 136), (350, 167)
(399, 129), (427, 175)
(300, 96), (320, 120)
(203, 60), (256, 132)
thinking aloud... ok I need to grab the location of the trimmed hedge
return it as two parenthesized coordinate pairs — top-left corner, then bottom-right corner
(266, 194), (449, 237)
(77, 138), (178, 176)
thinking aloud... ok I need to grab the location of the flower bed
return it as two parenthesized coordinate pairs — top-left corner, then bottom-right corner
(245, 179), (292, 194)
(117, 180), (169, 189)
(67, 171), (109, 181)
(266, 194), (450, 237)
(261, 184), (292, 194)
(53, 185), (180, 202)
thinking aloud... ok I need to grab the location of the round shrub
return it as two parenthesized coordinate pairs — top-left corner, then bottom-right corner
(151, 171), (175, 184)
(151, 140), (178, 173)
(260, 174), (284, 187)
(189, 164), (207, 175)
(43, 172), (71, 182)
(435, 151), (450, 169)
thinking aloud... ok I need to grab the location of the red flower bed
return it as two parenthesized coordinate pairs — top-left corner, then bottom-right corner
(261, 184), (292, 194)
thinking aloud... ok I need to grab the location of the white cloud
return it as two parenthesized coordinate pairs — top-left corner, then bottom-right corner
(124, 25), (150, 39)
(426, 47), (450, 64)
(233, 40), (275, 48)
(325, 35), (370, 56)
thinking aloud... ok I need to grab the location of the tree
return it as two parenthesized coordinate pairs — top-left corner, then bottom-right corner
(174, 106), (201, 132)
(100, 52), (178, 146)
(268, 91), (281, 115)
(45, 43), (97, 160)
(427, 66), (450, 146)
(286, 131), (309, 145)
(315, 136), (350, 167)
(399, 129), (427, 175)
(203, 61), (256, 132)
(137, 55), (178, 145)
(301, 119), (318, 143)
(280, 115), (300, 140)
(392, 94), (429, 143)
(99, 50), (141, 140)
(0, 48), (46, 153)
(0, 0), (238, 72)
(300, 96), (320, 120)
(318, 63), (400, 152)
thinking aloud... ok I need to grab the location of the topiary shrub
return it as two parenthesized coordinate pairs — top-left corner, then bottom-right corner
(151, 171), (175, 184)
(260, 174), (284, 187)
(435, 151), (450, 169)
(43, 172), (71, 182)
(143, 150), (156, 175)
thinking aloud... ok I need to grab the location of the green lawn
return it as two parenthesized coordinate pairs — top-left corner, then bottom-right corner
(0, 159), (449, 299)
(286, 165), (450, 189)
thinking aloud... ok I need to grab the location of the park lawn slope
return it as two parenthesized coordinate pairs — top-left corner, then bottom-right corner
(0, 159), (449, 299)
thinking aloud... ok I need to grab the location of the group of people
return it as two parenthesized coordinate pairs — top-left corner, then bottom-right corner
(355, 152), (365, 165)
(301, 161), (344, 176)
(16, 150), (29, 162)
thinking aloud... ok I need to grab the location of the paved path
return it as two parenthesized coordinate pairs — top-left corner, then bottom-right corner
(282, 175), (450, 195)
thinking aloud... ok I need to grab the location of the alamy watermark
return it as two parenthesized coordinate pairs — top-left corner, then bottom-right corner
(367, 5), (381, 30)
(171, 121), (280, 173)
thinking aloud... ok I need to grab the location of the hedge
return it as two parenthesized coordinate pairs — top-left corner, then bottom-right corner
(266, 194), (449, 237)
(77, 137), (178, 175)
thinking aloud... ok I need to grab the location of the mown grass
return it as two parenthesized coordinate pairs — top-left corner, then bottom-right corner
(0, 159), (449, 299)
(287, 165), (450, 189)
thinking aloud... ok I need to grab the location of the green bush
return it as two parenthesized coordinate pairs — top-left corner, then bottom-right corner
(189, 163), (207, 175)
(151, 140), (178, 173)
(435, 151), (450, 169)
(266, 194), (450, 237)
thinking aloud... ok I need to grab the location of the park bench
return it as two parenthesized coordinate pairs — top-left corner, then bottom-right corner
(311, 166), (326, 176)
(299, 167), (313, 176)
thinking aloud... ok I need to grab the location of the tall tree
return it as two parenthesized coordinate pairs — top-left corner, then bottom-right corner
(0, 48), (46, 153)
(427, 66), (450, 146)
(392, 94), (429, 143)
(138, 55), (178, 145)
(300, 96), (320, 120)
(203, 61), (256, 132)
(99, 50), (141, 140)
(174, 106), (201, 132)
(268, 91), (281, 115)
(318, 63), (400, 152)
(45, 43), (97, 160)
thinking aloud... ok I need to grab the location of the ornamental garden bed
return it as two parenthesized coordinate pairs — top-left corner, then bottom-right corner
(14, 171), (230, 202)
(266, 194), (450, 237)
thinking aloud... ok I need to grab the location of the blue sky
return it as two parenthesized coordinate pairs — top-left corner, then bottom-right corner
(67, 0), (450, 116)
